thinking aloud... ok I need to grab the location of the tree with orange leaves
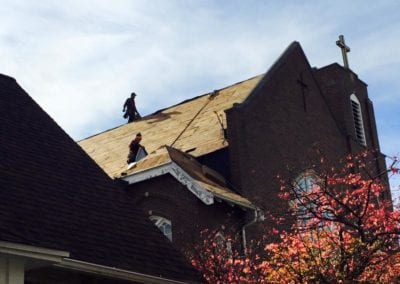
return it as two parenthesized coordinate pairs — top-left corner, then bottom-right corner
(188, 151), (400, 283)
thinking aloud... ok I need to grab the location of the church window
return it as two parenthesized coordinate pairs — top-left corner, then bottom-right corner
(149, 216), (172, 241)
(293, 172), (319, 227)
(350, 94), (366, 146)
(293, 172), (333, 230)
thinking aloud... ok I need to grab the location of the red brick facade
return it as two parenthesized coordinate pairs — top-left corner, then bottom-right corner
(126, 42), (389, 251)
(127, 175), (249, 249)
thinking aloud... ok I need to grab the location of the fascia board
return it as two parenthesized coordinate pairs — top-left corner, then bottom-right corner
(122, 163), (172, 184)
(212, 193), (256, 210)
(56, 258), (190, 284)
(0, 241), (69, 263)
(169, 162), (214, 205)
(121, 162), (214, 205)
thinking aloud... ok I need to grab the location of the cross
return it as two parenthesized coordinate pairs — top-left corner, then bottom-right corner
(297, 73), (308, 112)
(336, 35), (351, 69)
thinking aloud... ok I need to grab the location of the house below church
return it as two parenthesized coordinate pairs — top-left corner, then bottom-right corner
(0, 74), (201, 283)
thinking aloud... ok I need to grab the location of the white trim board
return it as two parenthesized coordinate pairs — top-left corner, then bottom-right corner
(56, 258), (189, 284)
(122, 162), (214, 205)
(0, 241), (69, 263)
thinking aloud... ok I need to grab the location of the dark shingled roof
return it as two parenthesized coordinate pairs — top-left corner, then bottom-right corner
(0, 74), (201, 283)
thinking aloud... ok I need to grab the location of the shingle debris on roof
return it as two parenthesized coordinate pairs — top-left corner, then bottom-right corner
(79, 75), (263, 178)
(122, 146), (255, 209)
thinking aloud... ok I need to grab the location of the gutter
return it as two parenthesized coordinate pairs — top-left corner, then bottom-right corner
(0, 242), (192, 283)
(56, 258), (190, 284)
(0, 241), (69, 263)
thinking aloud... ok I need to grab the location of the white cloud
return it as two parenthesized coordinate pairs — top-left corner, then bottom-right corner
(0, 0), (398, 150)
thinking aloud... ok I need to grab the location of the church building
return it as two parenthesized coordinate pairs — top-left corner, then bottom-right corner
(79, 40), (390, 251)
(1, 35), (390, 283)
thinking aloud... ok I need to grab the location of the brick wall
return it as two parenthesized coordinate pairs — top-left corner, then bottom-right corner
(226, 43), (347, 211)
(225, 43), (390, 238)
(126, 174), (248, 251)
(314, 64), (390, 197)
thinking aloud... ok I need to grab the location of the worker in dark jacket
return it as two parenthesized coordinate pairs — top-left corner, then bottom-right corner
(123, 92), (141, 123)
(127, 133), (147, 164)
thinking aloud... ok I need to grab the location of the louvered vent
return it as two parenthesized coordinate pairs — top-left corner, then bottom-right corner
(350, 94), (366, 146)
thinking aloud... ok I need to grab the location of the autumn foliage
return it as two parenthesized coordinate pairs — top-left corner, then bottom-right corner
(189, 230), (266, 283)
(188, 151), (400, 283)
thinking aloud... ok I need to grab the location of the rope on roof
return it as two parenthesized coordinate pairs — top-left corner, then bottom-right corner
(214, 111), (227, 144)
(170, 90), (219, 147)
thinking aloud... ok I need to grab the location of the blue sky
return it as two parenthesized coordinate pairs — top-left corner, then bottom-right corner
(0, 0), (399, 192)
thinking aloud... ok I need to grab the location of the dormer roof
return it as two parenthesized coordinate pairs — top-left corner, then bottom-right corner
(121, 146), (255, 210)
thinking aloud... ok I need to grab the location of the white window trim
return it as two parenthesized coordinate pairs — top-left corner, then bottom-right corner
(149, 215), (172, 242)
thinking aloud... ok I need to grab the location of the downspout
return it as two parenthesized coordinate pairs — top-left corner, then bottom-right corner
(242, 209), (263, 254)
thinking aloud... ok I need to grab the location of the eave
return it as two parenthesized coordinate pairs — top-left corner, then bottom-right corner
(121, 161), (255, 210)
(0, 241), (192, 283)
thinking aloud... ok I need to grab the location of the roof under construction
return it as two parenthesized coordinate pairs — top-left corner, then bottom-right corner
(121, 146), (255, 209)
(79, 74), (263, 178)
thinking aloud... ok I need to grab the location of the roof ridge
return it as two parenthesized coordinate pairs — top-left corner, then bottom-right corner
(78, 73), (263, 142)
(0, 73), (16, 81)
(157, 73), (264, 112)
(229, 41), (300, 111)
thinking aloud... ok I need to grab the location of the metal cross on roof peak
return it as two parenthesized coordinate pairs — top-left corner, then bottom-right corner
(336, 35), (351, 69)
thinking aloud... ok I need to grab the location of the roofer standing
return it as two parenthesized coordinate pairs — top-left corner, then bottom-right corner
(123, 92), (141, 123)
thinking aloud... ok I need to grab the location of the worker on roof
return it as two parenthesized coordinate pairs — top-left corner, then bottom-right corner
(127, 132), (147, 164)
(123, 92), (141, 123)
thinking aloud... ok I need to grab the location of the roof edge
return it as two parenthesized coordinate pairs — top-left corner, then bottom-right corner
(78, 74), (263, 143)
(121, 163), (172, 183)
(227, 41), (303, 112)
(166, 146), (227, 187)
(56, 258), (191, 284)
(122, 160), (255, 209)
(314, 62), (368, 87)
(212, 192), (256, 210)
(0, 241), (70, 263)
(146, 74), (264, 117)
(0, 73), (17, 82)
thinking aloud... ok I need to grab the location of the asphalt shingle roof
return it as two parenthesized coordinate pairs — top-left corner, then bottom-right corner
(0, 74), (200, 282)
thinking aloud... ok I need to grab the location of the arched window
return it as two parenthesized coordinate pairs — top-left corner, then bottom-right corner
(294, 172), (316, 194)
(293, 171), (333, 230)
(149, 216), (172, 241)
(293, 171), (319, 227)
(350, 94), (366, 146)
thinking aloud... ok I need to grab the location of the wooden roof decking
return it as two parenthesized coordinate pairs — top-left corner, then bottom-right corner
(79, 75), (263, 178)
